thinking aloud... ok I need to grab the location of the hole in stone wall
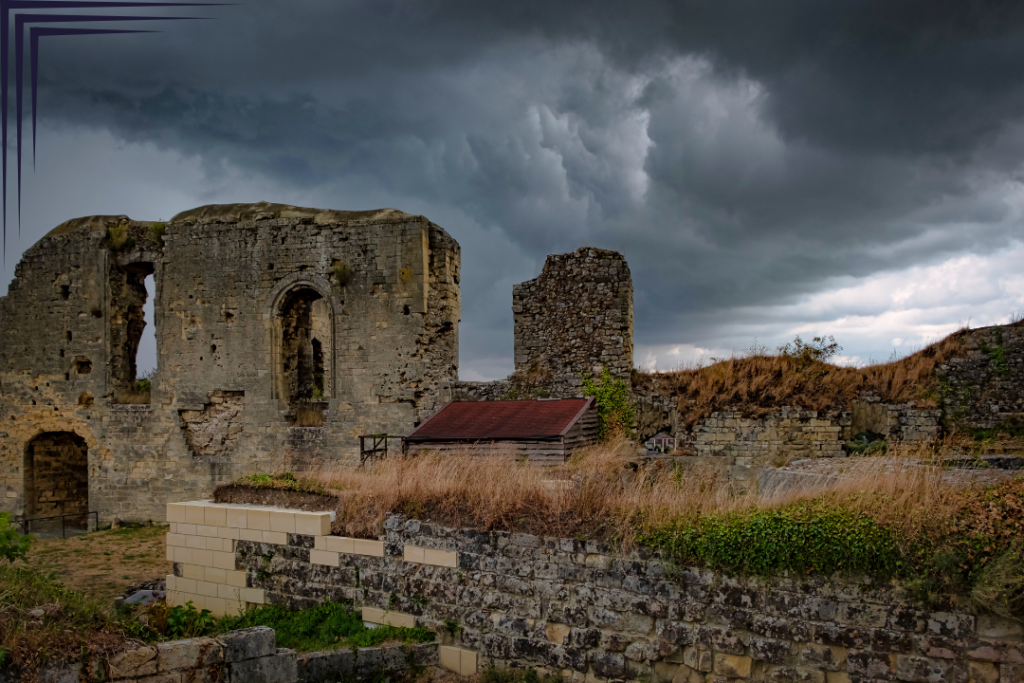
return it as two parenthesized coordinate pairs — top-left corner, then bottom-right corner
(279, 287), (332, 404)
(403, 305), (411, 315)
(60, 285), (70, 300)
(109, 263), (154, 403)
(59, 349), (64, 357)
(24, 431), (88, 528)
(66, 331), (72, 342)
(73, 357), (92, 375)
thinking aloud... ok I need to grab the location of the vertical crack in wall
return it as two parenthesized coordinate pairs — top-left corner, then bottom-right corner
(179, 391), (245, 458)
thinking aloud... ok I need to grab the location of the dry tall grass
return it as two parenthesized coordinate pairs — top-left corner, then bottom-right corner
(633, 330), (976, 427)
(293, 403), (326, 427)
(292, 439), (968, 549)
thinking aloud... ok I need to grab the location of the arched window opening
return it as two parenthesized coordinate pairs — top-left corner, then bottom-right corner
(110, 262), (155, 403)
(278, 287), (332, 406)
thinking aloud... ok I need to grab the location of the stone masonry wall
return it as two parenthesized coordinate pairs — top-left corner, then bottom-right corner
(513, 248), (633, 397)
(0, 202), (461, 523)
(939, 323), (1024, 431)
(186, 499), (1024, 683)
(16, 626), (438, 683)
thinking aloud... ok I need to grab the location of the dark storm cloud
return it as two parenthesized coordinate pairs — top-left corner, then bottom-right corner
(18, 0), (1024, 371)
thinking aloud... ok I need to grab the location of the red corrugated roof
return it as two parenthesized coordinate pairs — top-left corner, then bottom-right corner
(406, 398), (593, 441)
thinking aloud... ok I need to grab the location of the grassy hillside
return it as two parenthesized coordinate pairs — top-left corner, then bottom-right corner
(632, 327), (982, 428)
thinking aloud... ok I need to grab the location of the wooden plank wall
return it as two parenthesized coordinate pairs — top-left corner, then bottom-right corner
(562, 405), (600, 455)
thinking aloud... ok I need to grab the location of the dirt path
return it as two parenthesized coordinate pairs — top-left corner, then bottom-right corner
(16, 524), (170, 603)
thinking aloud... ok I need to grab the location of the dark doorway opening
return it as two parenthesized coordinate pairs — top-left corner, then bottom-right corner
(24, 432), (89, 529)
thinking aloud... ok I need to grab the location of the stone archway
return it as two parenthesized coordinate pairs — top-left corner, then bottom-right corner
(272, 283), (334, 405)
(24, 432), (89, 526)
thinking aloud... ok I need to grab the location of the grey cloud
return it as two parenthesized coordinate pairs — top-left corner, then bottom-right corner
(10, 0), (1024, 377)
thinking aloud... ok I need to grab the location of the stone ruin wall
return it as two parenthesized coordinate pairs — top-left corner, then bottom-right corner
(174, 502), (1024, 683)
(512, 248), (633, 397)
(0, 203), (461, 523)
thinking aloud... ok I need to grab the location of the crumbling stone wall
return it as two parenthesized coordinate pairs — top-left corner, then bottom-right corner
(0, 202), (461, 522)
(230, 509), (1022, 683)
(513, 248), (632, 397)
(938, 322), (1024, 431)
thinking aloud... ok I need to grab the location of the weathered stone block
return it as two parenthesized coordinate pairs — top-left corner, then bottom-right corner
(222, 627), (276, 662)
(108, 645), (158, 678)
(156, 636), (225, 672)
(228, 650), (297, 683)
(713, 653), (752, 678)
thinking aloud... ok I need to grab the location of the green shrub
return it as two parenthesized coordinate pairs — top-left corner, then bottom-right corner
(641, 503), (904, 578)
(0, 512), (33, 563)
(219, 602), (434, 652)
(148, 221), (166, 246)
(106, 223), (134, 251)
(582, 366), (636, 439)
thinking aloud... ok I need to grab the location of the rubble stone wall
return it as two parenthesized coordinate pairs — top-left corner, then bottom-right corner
(218, 507), (1023, 683)
(0, 203), (461, 522)
(512, 248), (632, 397)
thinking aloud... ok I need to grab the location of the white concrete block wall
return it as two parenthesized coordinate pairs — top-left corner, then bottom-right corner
(166, 501), (459, 625)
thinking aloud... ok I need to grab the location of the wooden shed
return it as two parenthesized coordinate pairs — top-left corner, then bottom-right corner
(403, 397), (599, 464)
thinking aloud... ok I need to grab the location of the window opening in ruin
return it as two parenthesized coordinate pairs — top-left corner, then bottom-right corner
(277, 286), (332, 406)
(24, 432), (89, 530)
(110, 263), (155, 403)
(60, 285), (70, 300)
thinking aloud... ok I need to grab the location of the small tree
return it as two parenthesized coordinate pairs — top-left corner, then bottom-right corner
(779, 335), (842, 365)
(581, 366), (636, 440)
(0, 512), (33, 563)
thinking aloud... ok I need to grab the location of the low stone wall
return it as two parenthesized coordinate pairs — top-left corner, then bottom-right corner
(171, 501), (1024, 683)
(22, 626), (437, 683)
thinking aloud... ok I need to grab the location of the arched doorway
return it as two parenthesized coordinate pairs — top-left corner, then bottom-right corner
(24, 432), (89, 526)
(275, 285), (333, 405)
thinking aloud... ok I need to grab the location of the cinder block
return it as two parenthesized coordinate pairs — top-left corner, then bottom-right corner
(176, 577), (197, 593)
(315, 536), (355, 553)
(423, 548), (458, 568)
(404, 545), (425, 563)
(223, 598), (245, 617)
(310, 549), (340, 567)
(197, 525), (219, 538)
(218, 583), (242, 600)
(225, 508), (247, 529)
(185, 535), (206, 549)
(204, 567), (226, 584)
(169, 523), (178, 533)
(295, 512), (331, 536)
(165, 574), (176, 591)
(173, 547), (193, 564)
(217, 526), (240, 540)
(192, 549), (213, 567)
(184, 505), (206, 525)
(211, 550), (237, 571)
(460, 649), (478, 676)
(225, 570), (247, 587)
(353, 539), (385, 557)
(196, 580), (219, 598)
(166, 533), (187, 548)
(166, 590), (186, 607)
(439, 646), (477, 676)
(239, 528), (263, 542)
(166, 503), (187, 523)
(204, 506), (227, 527)
(247, 509), (271, 531)
(165, 545), (175, 562)
(177, 523), (197, 536)
(182, 564), (205, 580)
(241, 587), (266, 605)
(203, 596), (227, 616)
(362, 607), (385, 624)
(269, 510), (296, 533)
(262, 530), (288, 545)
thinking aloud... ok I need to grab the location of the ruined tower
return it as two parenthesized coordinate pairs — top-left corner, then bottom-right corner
(0, 202), (461, 522)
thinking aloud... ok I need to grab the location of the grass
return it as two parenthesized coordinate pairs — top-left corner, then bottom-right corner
(219, 602), (434, 652)
(292, 402), (325, 427)
(632, 327), (980, 428)
(16, 524), (168, 603)
(270, 438), (1024, 613)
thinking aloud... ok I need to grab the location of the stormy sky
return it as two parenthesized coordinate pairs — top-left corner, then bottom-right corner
(4, 0), (1024, 378)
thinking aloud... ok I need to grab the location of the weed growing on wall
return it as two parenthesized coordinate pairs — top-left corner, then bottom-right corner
(105, 223), (134, 252)
(147, 221), (166, 246)
(582, 366), (636, 439)
(640, 504), (903, 578)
